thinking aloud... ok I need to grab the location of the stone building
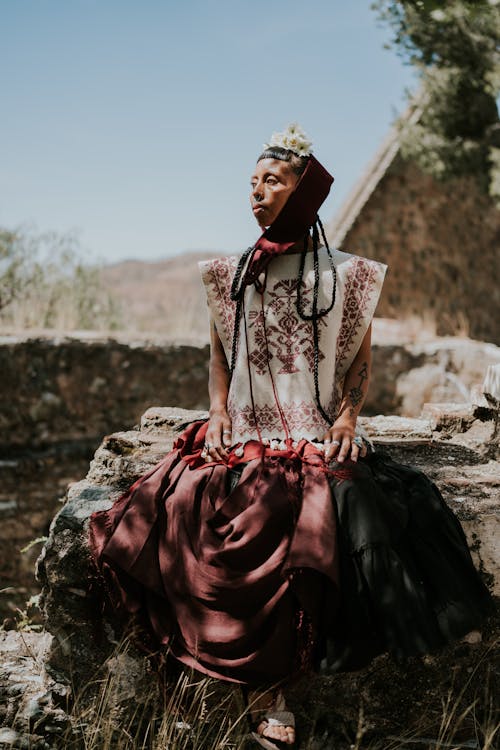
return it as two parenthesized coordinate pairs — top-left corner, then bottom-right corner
(327, 117), (500, 344)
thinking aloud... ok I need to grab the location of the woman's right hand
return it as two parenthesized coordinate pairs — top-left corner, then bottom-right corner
(205, 408), (232, 461)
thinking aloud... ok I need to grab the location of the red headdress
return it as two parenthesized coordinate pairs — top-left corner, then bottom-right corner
(231, 150), (334, 296)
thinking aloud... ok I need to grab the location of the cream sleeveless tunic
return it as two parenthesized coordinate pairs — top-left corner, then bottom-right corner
(199, 247), (387, 445)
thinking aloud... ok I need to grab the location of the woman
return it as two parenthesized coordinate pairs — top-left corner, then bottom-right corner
(89, 124), (494, 749)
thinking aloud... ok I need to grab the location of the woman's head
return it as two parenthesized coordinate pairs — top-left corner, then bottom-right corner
(250, 125), (313, 229)
(247, 123), (332, 241)
(250, 149), (310, 229)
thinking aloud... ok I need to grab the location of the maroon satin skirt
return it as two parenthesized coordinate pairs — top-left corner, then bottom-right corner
(88, 420), (494, 685)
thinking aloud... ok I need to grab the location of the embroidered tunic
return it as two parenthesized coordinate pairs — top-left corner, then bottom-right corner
(199, 247), (387, 444)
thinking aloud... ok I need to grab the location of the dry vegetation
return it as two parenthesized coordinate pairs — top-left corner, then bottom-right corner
(0, 228), (122, 332)
(0, 226), (225, 341)
(0, 225), (466, 345)
(17, 636), (496, 750)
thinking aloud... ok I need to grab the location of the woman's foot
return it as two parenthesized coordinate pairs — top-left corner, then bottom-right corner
(248, 689), (295, 748)
(255, 711), (295, 746)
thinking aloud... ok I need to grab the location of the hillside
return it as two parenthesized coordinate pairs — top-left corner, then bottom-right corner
(101, 250), (226, 340)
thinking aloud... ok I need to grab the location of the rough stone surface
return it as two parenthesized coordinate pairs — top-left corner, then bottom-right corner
(330, 153), (500, 344)
(0, 404), (498, 749)
(0, 631), (71, 748)
(370, 338), (500, 416)
(0, 449), (92, 621)
(0, 335), (210, 451)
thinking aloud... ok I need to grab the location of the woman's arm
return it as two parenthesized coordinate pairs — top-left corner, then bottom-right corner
(205, 318), (232, 461)
(323, 323), (372, 463)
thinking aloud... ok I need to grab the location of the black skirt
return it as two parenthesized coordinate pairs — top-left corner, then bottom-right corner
(316, 451), (495, 673)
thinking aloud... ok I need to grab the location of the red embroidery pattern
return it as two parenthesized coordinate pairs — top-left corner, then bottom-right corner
(324, 382), (342, 425)
(230, 399), (330, 437)
(203, 257), (238, 350)
(247, 309), (271, 375)
(248, 278), (326, 376)
(335, 258), (378, 376)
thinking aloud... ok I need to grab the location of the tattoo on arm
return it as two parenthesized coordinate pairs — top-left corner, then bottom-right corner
(348, 361), (368, 415)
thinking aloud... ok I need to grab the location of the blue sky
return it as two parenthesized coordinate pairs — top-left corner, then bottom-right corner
(0, 0), (417, 263)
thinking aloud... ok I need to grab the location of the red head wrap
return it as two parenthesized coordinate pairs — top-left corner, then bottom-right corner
(235, 155), (334, 290)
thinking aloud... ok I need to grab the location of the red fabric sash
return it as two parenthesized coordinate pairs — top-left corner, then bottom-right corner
(174, 419), (352, 481)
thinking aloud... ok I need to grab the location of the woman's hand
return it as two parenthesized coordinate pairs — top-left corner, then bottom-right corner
(205, 408), (232, 462)
(322, 415), (367, 464)
(206, 319), (232, 462)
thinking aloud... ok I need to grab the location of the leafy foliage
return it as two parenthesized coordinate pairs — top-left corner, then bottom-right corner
(372, 0), (500, 198)
(0, 226), (123, 330)
(0, 229), (31, 313)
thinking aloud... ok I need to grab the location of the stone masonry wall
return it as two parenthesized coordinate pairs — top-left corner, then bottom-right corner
(2, 334), (499, 451)
(0, 335), (209, 620)
(0, 334), (210, 451)
(338, 156), (500, 344)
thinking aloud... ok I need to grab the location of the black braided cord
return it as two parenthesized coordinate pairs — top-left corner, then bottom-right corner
(296, 217), (337, 320)
(229, 245), (255, 375)
(296, 216), (337, 424)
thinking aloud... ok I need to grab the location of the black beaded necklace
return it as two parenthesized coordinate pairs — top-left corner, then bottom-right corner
(296, 216), (337, 424)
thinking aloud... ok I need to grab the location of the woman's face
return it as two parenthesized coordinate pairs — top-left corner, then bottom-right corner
(250, 158), (300, 229)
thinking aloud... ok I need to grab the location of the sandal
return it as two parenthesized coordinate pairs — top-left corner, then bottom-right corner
(250, 710), (296, 749)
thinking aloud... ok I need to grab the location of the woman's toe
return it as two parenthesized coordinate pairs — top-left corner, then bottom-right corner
(258, 720), (295, 744)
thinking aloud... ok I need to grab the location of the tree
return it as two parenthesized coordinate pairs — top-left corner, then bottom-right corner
(0, 226), (122, 330)
(372, 0), (500, 200)
(0, 229), (32, 312)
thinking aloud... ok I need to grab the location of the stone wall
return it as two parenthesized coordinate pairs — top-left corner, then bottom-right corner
(336, 156), (500, 344)
(0, 335), (210, 620)
(2, 333), (499, 450)
(0, 334), (210, 451)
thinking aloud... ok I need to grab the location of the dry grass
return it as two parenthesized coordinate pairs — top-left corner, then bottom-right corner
(358, 642), (499, 750)
(55, 636), (250, 750)
(63, 671), (249, 750)
(45, 636), (499, 750)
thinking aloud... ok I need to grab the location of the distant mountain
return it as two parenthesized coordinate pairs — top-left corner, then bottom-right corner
(101, 250), (227, 341)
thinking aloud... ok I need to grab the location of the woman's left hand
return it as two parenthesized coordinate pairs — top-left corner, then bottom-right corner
(322, 416), (367, 463)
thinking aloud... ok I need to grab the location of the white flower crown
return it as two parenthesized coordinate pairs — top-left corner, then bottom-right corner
(263, 122), (313, 157)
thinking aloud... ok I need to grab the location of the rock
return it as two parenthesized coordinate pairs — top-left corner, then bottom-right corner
(0, 631), (71, 747)
(0, 335), (210, 451)
(0, 449), (92, 622)
(360, 415), (433, 443)
(484, 363), (500, 405)
(367, 338), (500, 417)
(420, 402), (477, 434)
(0, 402), (496, 749)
